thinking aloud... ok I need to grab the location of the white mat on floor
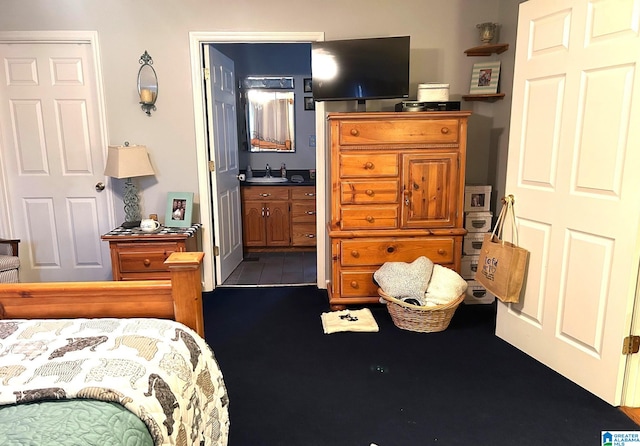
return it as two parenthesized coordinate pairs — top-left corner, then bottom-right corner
(321, 308), (379, 334)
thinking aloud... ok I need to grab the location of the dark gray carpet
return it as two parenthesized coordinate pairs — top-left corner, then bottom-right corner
(203, 286), (636, 446)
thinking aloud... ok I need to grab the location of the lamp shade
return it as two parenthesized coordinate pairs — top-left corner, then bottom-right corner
(104, 144), (155, 179)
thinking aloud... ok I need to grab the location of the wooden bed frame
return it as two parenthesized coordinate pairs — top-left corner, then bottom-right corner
(0, 252), (206, 337)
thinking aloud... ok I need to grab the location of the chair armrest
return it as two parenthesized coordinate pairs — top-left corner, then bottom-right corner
(0, 239), (19, 257)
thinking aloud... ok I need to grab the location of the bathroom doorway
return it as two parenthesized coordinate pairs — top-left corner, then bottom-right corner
(190, 32), (327, 289)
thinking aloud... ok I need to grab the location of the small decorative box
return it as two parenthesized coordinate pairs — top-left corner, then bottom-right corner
(464, 211), (493, 233)
(464, 280), (496, 305)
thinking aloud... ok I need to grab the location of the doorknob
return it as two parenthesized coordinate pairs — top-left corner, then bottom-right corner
(95, 182), (105, 191)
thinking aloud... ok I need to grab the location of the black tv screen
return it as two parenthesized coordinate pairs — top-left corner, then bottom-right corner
(311, 36), (410, 102)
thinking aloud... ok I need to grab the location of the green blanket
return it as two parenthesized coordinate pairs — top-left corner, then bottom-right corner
(0, 399), (153, 446)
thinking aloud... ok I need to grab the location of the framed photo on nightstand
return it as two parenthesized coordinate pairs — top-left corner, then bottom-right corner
(165, 192), (194, 228)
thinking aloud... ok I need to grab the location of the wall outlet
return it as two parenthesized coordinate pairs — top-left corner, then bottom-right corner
(309, 135), (316, 148)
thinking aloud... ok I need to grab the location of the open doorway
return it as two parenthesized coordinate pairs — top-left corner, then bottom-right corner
(189, 32), (327, 291)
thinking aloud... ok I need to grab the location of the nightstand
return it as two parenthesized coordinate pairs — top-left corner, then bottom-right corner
(101, 224), (201, 280)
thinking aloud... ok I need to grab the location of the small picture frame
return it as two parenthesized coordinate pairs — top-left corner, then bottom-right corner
(469, 61), (501, 94)
(165, 192), (194, 228)
(303, 78), (312, 93)
(304, 96), (315, 111)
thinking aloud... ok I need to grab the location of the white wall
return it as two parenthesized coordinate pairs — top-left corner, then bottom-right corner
(0, 0), (520, 225)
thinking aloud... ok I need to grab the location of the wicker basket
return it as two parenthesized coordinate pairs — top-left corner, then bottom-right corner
(377, 288), (465, 333)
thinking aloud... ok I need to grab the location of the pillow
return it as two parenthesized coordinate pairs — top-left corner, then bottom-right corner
(374, 256), (434, 300)
(424, 264), (468, 306)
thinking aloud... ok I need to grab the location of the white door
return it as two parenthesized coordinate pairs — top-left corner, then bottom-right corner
(0, 41), (113, 282)
(498, 0), (640, 404)
(204, 46), (243, 284)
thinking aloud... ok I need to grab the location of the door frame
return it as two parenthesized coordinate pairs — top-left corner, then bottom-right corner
(0, 30), (115, 237)
(189, 31), (327, 291)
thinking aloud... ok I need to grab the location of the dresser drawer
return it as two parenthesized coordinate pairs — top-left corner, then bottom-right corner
(339, 269), (379, 297)
(117, 242), (181, 273)
(291, 186), (316, 200)
(339, 153), (398, 178)
(339, 205), (399, 230)
(338, 119), (460, 145)
(241, 186), (290, 201)
(291, 202), (316, 223)
(339, 237), (455, 266)
(340, 179), (399, 204)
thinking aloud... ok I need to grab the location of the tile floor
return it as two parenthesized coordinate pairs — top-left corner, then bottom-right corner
(222, 251), (317, 286)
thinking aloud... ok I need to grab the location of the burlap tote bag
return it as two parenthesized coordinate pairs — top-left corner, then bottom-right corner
(474, 195), (529, 303)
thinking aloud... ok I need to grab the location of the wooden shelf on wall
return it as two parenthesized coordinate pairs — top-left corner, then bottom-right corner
(462, 93), (506, 102)
(465, 43), (509, 56)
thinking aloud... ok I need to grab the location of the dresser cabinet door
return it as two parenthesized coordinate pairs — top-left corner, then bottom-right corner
(401, 152), (459, 229)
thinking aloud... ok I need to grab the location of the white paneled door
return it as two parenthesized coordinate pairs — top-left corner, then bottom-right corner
(499, 0), (640, 404)
(204, 45), (243, 284)
(0, 40), (112, 282)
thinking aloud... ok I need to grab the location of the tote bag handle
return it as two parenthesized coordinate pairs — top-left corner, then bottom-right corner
(491, 194), (519, 246)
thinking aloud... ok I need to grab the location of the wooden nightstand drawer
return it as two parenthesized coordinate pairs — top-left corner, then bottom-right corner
(118, 243), (180, 273)
(339, 237), (455, 266)
(338, 119), (460, 145)
(340, 179), (399, 204)
(339, 205), (399, 230)
(339, 153), (398, 178)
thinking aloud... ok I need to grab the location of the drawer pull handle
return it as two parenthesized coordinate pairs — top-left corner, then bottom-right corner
(441, 127), (450, 134)
(143, 259), (151, 267)
(364, 162), (374, 170)
(386, 246), (395, 254)
(350, 281), (359, 289)
(306, 211), (316, 215)
(366, 216), (374, 223)
(350, 128), (359, 137)
(306, 234), (316, 238)
(437, 249), (446, 255)
(351, 250), (360, 258)
(305, 193), (316, 197)
(259, 193), (271, 197)
(365, 189), (374, 196)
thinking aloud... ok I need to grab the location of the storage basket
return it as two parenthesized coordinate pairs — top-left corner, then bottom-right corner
(377, 288), (464, 333)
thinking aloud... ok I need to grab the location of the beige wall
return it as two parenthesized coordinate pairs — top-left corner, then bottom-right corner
(0, 0), (521, 223)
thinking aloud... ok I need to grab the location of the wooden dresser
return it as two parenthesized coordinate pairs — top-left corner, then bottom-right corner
(328, 111), (471, 309)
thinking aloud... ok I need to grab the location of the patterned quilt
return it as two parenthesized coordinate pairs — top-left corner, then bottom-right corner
(0, 318), (229, 446)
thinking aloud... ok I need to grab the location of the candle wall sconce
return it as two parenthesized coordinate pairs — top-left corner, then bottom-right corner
(137, 51), (158, 116)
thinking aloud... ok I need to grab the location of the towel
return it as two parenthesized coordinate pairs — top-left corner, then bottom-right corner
(321, 308), (379, 334)
(424, 264), (468, 306)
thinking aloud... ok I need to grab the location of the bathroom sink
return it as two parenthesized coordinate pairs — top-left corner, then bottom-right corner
(245, 176), (289, 183)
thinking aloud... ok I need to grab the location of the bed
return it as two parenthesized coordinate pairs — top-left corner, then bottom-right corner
(0, 252), (229, 446)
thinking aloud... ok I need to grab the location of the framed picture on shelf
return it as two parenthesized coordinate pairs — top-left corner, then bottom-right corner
(304, 96), (315, 110)
(303, 78), (312, 93)
(165, 192), (194, 228)
(469, 61), (501, 94)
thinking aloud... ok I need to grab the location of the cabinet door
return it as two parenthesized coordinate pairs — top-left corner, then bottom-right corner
(265, 201), (290, 246)
(242, 201), (267, 246)
(401, 152), (459, 228)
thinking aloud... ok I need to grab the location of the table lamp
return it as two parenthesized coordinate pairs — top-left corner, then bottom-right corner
(104, 142), (155, 228)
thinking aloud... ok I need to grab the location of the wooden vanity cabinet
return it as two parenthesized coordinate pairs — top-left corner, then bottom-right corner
(241, 187), (290, 247)
(241, 185), (316, 249)
(328, 111), (471, 309)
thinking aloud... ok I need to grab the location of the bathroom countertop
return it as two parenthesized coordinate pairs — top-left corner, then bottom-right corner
(240, 169), (316, 186)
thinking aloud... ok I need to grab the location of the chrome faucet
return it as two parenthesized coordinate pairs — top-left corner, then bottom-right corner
(265, 163), (271, 177)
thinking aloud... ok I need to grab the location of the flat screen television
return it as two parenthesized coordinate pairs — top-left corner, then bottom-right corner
(311, 36), (410, 109)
